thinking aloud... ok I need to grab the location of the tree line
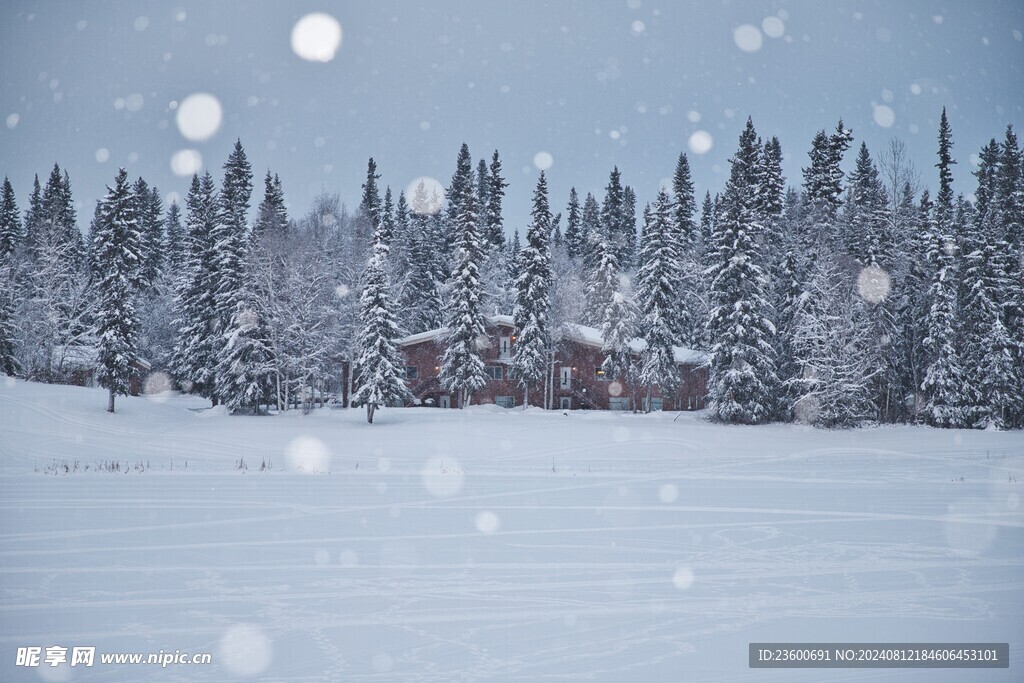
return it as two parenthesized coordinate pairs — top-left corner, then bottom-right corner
(0, 108), (1021, 427)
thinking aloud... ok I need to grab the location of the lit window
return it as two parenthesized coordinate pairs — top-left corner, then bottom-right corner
(594, 367), (610, 380)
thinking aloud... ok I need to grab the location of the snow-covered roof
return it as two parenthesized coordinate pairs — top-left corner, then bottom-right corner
(398, 317), (708, 365)
(398, 315), (515, 347)
(562, 323), (708, 365)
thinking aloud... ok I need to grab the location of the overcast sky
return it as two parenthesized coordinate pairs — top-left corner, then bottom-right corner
(1, 0), (1022, 233)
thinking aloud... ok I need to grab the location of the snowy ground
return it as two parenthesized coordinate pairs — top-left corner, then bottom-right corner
(1, 378), (1022, 682)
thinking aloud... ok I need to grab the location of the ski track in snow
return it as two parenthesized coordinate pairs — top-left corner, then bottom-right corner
(1, 380), (1022, 681)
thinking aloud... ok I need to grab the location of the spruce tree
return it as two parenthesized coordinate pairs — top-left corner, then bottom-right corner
(40, 164), (84, 270)
(671, 153), (701, 345)
(92, 169), (141, 413)
(564, 187), (584, 258)
(444, 146), (476, 256)
(758, 137), (785, 245)
(172, 173), (220, 402)
(357, 157), (382, 252)
(485, 150), (508, 248)
(601, 168), (631, 269)
(476, 158), (490, 240)
(510, 172), (553, 408)
(636, 189), (680, 411)
(921, 109), (967, 427)
(0, 259), (17, 376)
(23, 175), (42, 253)
(0, 177), (20, 375)
(214, 140), (254, 406)
(163, 200), (185, 273)
(252, 171), (288, 241)
(439, 143), (488, 408)
(0, 177), (21, 259)
(705, 118), (779, 424)
(579, 192), (602, 273)
(404, 181), (445, 332)
(992, 126), (1024, 427)
(800, 120), (852, 260)
(622, 185), (638, 269)
(353, 218), (412, 423)
(961, 203), (1015, 427)
(131, 177), (160, 289)
(596, 235), (636, 395)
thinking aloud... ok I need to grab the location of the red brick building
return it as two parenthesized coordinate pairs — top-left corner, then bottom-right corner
(397, 315), (708, 411)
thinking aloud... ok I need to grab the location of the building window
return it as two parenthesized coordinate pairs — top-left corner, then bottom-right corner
(594, 366), (610, 381)
(485, 365), (503, 380)
(609, 397), (630, 411)
(403, 366), (419, 380)
(644, 397), (663, 412)
(496, 396), (515, 409)
(499, 336), (511, 359)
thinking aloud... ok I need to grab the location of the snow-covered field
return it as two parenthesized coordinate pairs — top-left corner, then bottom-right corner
(1, 378), (1022, 682)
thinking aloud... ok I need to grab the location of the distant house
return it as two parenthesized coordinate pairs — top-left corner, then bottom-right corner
(59, 345), (153, 397)
(396, 315), (709, 411)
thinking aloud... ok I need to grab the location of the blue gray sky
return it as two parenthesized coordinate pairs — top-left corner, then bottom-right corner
(1, 1), (1022, 233)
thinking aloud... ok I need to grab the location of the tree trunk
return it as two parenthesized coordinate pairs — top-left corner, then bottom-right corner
(367, 403), (375, 424)
(523, 385), (529, 410)
(346, 363), (353, 408)
(107, 389), (115, 413)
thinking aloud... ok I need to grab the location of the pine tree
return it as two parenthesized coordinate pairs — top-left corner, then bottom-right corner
(353, 218), (412, 423)
(214, 140), (254, 406)
(758, 137), (786, 244)
(671, 153), (701, 345)
(485, 150), (508, 248)
(992, 126), (1024, 427)
(800, 120), (853, 260)
(920, 217), (966, 427)
(404, 180), (445, 333)
(163, 200), (185, 273)
(0, 177), (21, 259)
(132, 177), (162, 289)
(172, 173), (220, 402)
(510, 172), (553, 408)
(921, 109), (967, 427)
(92, 169), (141, 413)
(476, 158), (490, 240)
(564, 187), (584, 258)
(0, 258), (17, 376)
(596, 234), (636, 394)
(356, 157), (382, 252)
(39, 164), (84, 270)
(705, 118), (779, 424)
(252, 171), (288, 241)
(23, 175), (42, 253)
(623, 186), (638, 269)
(444, 146), (476, 256)
(601, 168), (632, 269)
(636, 189), (680, 411)
(380, 187), (395, 246)
(0, 178), (20, 376)
(579, 192), (603, 273)
(439, 143), (488, 408)
(842, 142), (887, 265)
(961, 203), (1015, 427)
